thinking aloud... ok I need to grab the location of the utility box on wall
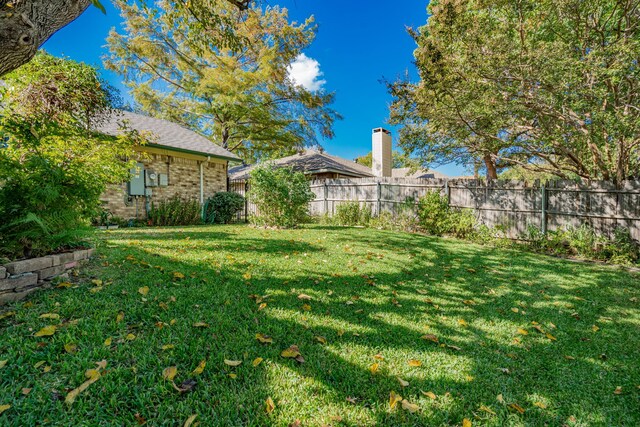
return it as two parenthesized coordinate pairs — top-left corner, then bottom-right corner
(128, 163), (145, 196)
(159, 174), (169, 187)
(145, 170), (159, 187)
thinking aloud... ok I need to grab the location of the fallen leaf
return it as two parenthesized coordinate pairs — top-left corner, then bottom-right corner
(228, 373), (237, 379)
(479, 404), (495, 415)
(462, 300), (475, 305)
(546, 333), (557, 341)
(463, 419), (472, 427)
(134, 413), (146, 425)
(224, 359), (242, 367)
(162, 344), (175, 351)
(314, 336), (327, 345)
(408, 359), (422, 367)
(39, 313), (60, 320)
(163, 366), (178, 381)
(184, 414), (198, 427)
(65, 366), (102, 405)
(192, 360), (206, 375)
(265, 396), (275, 414)
(34, 325), (57, 337)
(64, 343), (78, 354)
(301, 304), (311, 311)
(91, 279), (103, 286)
(104, 337), (112, 346)
(0, 405), (10, 415)
(57, 282), (73, 289)
(374, 353), (385, 360)
(421, 391), (436, 400)
(511, 307), (519, 313)
(173, 272), (185, 280)
(193, 322), (209, 328)
(369, 363), (379, 374)
(533, 401), (547, 409)
(116, 311), (125, 323)
(496, 394), (504, 404)
(21, 388), (31, 395)
(508, 403), (525, 414)
(252, 357), (263, 367)
(458, 319), (468, 327)
(389, 391), (402, 409)
(297, 293), (312, 300)
(243, 272), (252, 280)
(281, 345), (304, 363)
(126, 333), (136, 341)
(517, 328), (528, 336)
(421, 334), (439, 343)
(397, 377), (409, 387)
(401, 399), (419, 413)
(256, 333), (273, 344)
(0, 361), (6, 369)
(138, 286), (149, 296)
(592, 325), (600, 332)
(614, 386), (623, 395)
(173, 379), (197, 393)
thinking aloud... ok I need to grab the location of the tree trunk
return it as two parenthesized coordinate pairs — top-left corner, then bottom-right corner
(483, 154), (498, 180)
(0, 0), (91, 77)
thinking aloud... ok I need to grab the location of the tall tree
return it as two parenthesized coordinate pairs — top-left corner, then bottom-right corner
(391, 0), (640, 183)
(0, 0), (250, 77)
(105, 0), (340, 162)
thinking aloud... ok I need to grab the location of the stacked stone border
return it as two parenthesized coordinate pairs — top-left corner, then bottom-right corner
(0, 249), (94, 306)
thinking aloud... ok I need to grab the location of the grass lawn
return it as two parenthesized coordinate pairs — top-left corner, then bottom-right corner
(1, 225), (639, 426)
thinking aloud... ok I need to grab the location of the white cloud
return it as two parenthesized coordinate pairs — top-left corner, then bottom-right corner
(287, 53), (326, 91)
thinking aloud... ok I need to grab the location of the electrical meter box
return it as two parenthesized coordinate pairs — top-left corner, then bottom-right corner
(145, 187), (153, 197)
(145, 170), (159, 187)
(128, 163), (145, 196)
(159, 174), (169, 187)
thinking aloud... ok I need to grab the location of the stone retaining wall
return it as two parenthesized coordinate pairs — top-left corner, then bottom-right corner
(0, 249), (94, 306)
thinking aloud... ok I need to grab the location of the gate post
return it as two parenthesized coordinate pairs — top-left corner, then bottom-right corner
(324, 180), (329, 216)
(244, 181), (249, 223)
(541, 183), (548, 234)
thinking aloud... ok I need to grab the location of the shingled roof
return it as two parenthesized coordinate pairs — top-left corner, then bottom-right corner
(95, 110), (240, 161)
(229, 149), (374, 180)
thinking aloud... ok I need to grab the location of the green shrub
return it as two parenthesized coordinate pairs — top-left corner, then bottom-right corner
(448, 209), (477, 239)
(203, 192), (245, 224)
(0, 54), (138, 260)
(249, 164), (314, 228)
(417, 191), (451, 236)
(334, 201), (371, 226)
(148, 196), (202, 226)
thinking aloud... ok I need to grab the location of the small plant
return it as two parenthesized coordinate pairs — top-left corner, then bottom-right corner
(148, 196), (202, 226)
(249, 164), (315, 228)
(334, 201), (371, 227)
(417, 191), (451, 236)
(203, 192), (245, 224)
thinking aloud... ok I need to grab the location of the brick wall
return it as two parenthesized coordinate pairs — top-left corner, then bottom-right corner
(0, 250), (93, 306)
(101, 151), (228, 219)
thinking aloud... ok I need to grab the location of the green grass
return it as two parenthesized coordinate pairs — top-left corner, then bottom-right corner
(1, 224), (639, 426)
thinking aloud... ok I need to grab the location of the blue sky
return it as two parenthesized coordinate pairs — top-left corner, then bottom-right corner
(43, 0), (466, 176)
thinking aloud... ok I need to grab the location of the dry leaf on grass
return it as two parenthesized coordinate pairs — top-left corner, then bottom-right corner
(389, 391), (402, 409)
(252, 358), (263, 367)
(65, 361), (106, 405)
(401, 399), (419, 413)
(397, 377), (409, 387)
(34, 325), (56, 337)
(192, 360), (206, 375)
(408, 359), (422, 367)
(421, 391), (436, 400)
(184, 414), (198, 427)
(0, 405), (10, 415)
(265, 397), (275, 414)
(281, 345), (305, 363)
(256, 333), (273, 344)
(224, 359), (242, 367)
(163, 366), (178, 381)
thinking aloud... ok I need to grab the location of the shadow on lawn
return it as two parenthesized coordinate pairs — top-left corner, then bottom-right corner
(8, 226), (637, 426)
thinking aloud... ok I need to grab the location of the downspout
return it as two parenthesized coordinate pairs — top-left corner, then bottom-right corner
(199, 156), (210, 221)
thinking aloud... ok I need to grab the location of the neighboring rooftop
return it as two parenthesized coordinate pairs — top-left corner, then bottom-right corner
(391, 167), (449, 179)
(229, 149), (374, 180)
(95, 110), (240, 161)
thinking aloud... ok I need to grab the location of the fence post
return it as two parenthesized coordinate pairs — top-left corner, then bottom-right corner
(541, 183), (548, 234)
(244, 181), (249, 224)
(444, 179), (451, 204)
(376, 181), (382, 216)
(323, 180), (329, 216)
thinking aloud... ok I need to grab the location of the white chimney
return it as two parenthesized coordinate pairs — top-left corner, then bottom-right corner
(372, 128), (392, 177)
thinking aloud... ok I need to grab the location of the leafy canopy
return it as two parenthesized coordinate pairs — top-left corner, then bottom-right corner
(106, 0), (341, 163)
(0, 52), (139, 259)
(391, 0), (640, 182)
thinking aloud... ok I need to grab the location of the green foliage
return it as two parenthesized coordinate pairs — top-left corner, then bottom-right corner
(391, 0), (640, 183)
(354, 151), (420, 170)
(106, 0), (341, 162)
(417, 191), (452, 236)
(0, 53), (137, 260)
(147, 196), (202, 227)
(333, 202), (372, 227)
(203, 192), (245, 224)
(249, 165), (314, 228)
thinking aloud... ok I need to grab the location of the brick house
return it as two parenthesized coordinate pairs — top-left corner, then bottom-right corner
(96, 110), (240, 219)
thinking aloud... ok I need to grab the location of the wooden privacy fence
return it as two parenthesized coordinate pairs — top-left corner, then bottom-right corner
(308, 178), (640, 241)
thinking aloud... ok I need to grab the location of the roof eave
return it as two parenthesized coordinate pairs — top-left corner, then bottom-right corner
(145, 142), (240, 162)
